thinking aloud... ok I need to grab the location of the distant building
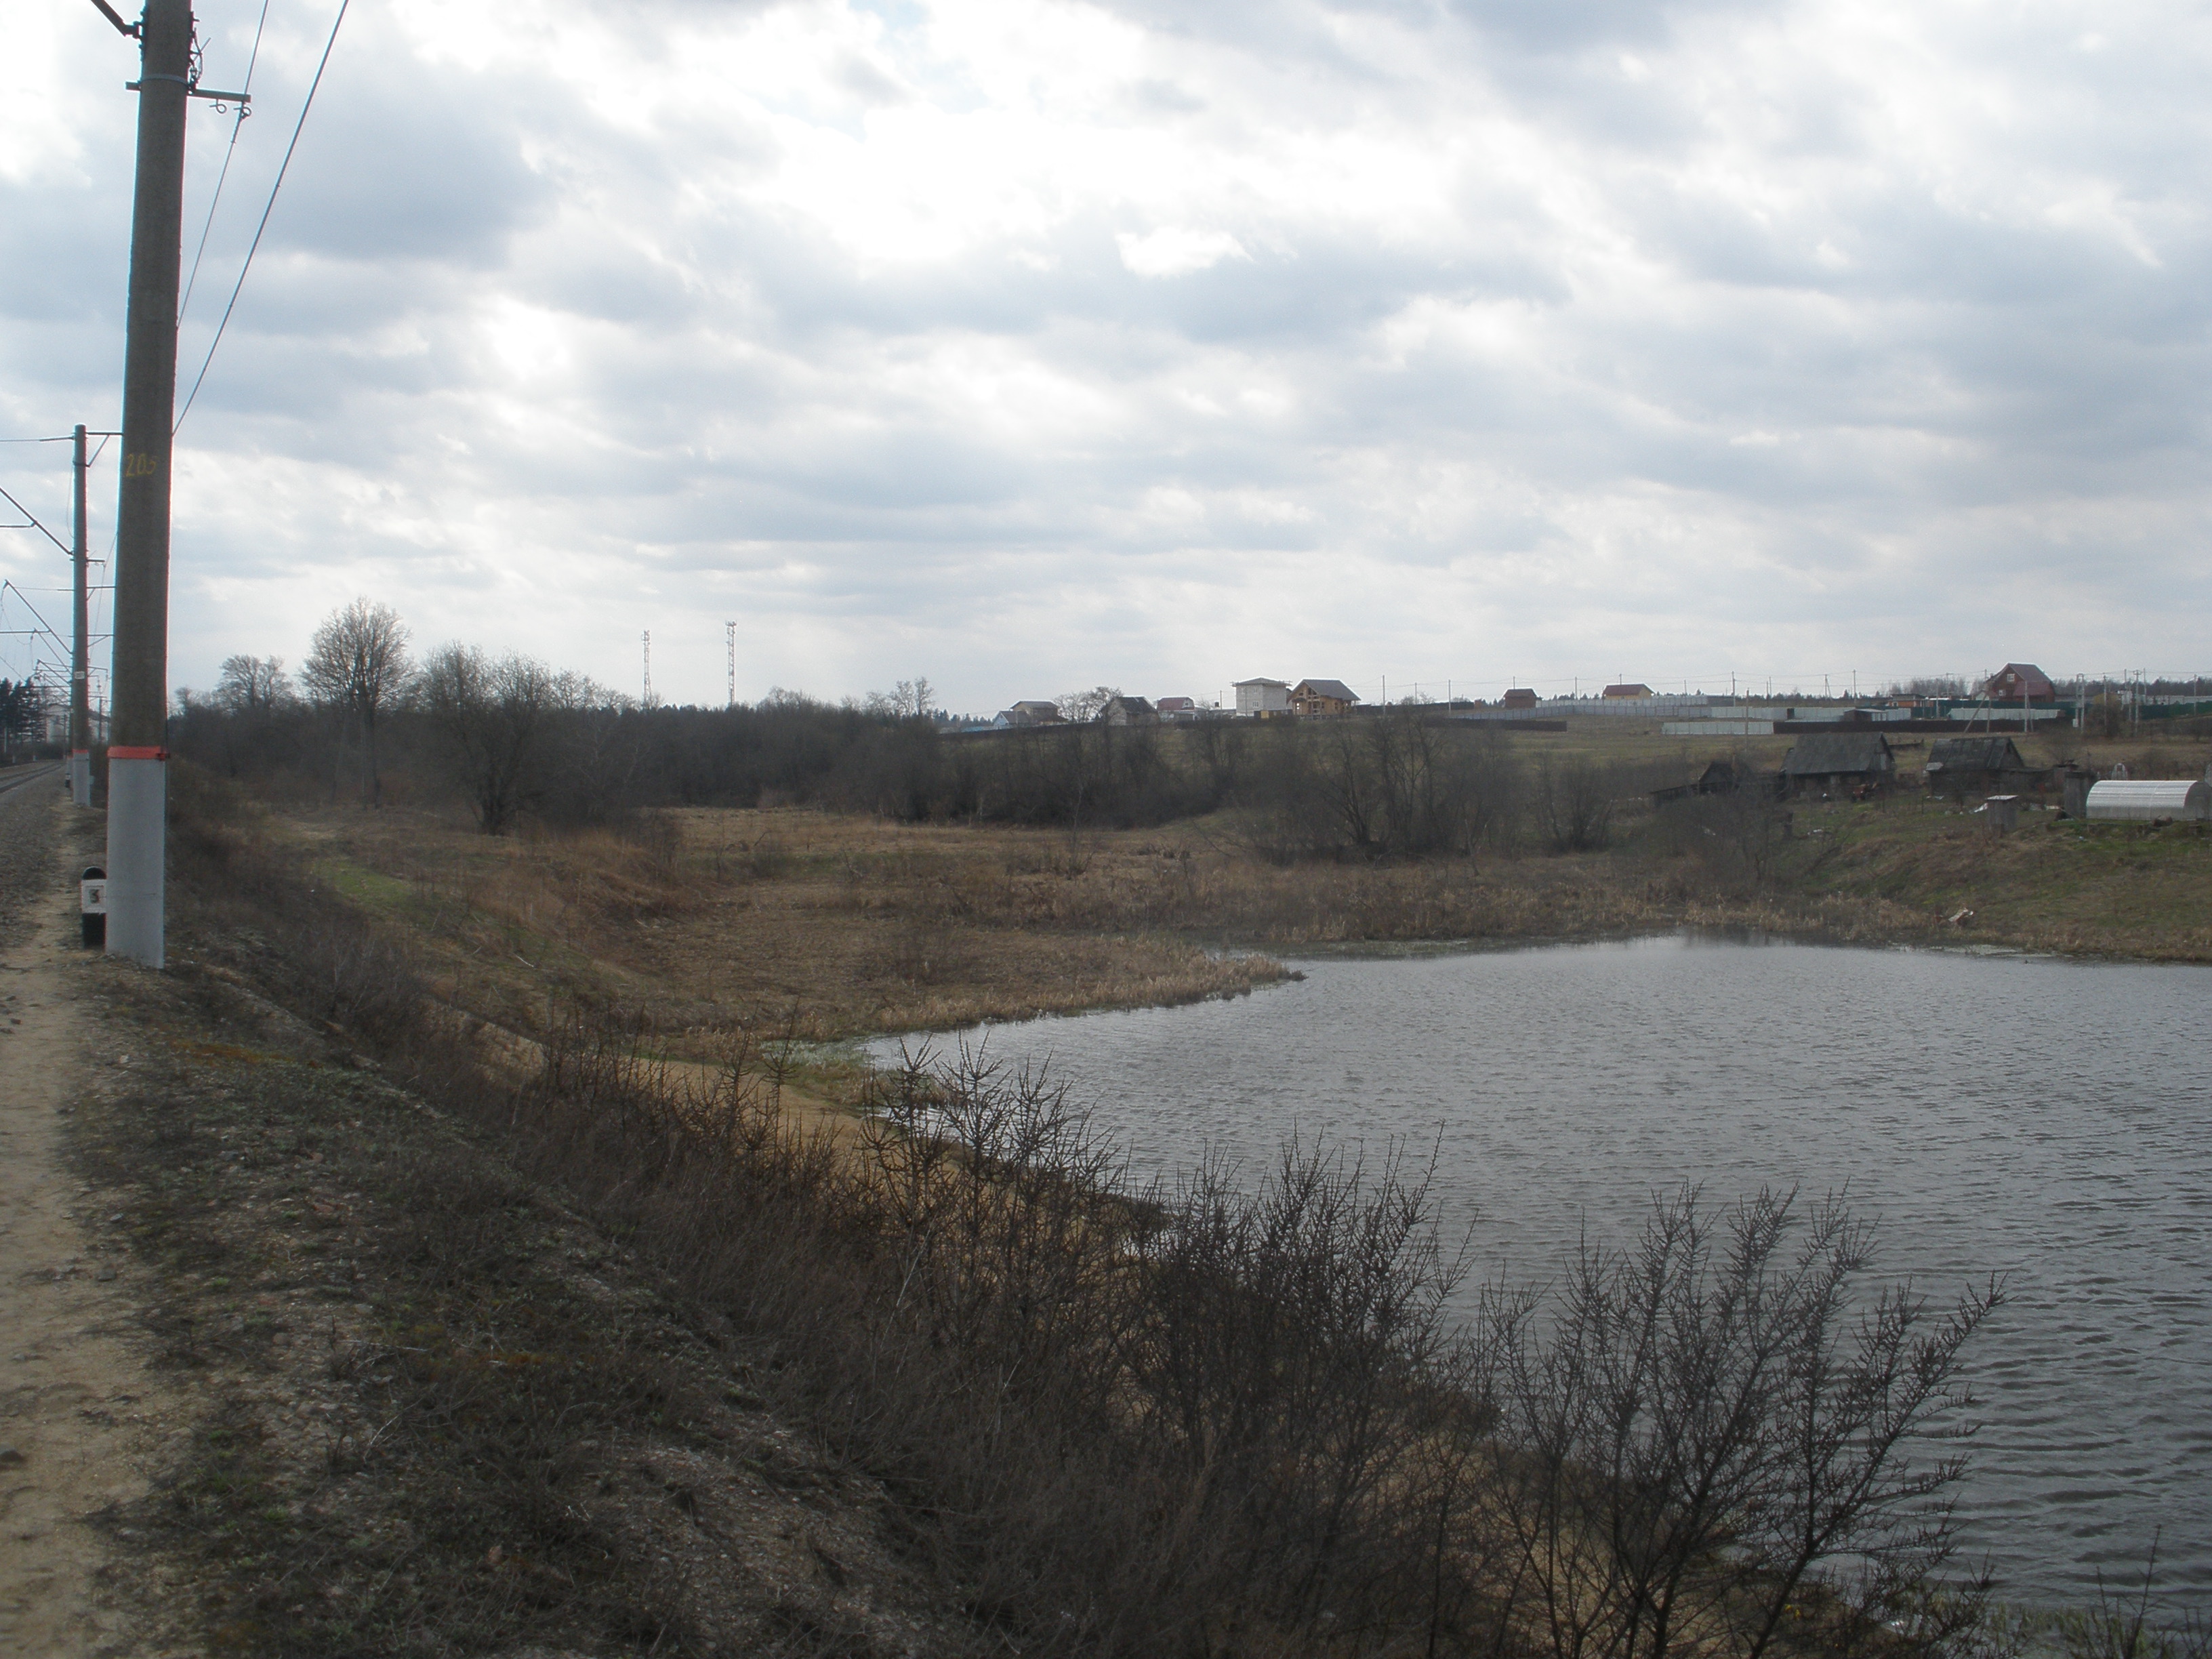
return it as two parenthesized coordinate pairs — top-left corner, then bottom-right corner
(1290, 678), (1359, 717)
(1601, 683), (1653, 700)
(996, 700), (1065, 726)
(1925, 737), (2039, 799)
(1782, 733), (1896, 798)
(1155, 696), (1196, 718)
(1234, 678), (1291, 716)
(1500, 687), (1539, 710)
(1101, 695), (1158, 726)
(1650, 759), (1750, 809)
(1985, 663), (2056, 703)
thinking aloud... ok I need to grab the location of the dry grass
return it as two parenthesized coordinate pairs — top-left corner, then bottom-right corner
(247, 717), (2209, 1067)
(269, 804), (1289, 1048)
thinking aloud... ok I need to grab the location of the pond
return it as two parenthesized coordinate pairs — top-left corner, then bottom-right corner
(870, 935), (2212, 1607)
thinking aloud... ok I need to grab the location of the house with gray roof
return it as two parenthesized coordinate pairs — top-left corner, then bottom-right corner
(1782, 733), (1896, 798)
(1291, 678), (1359, 716)
(1925, 736), (2040, 798)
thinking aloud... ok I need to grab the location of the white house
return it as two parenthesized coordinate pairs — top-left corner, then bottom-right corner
(1234, 678), (1290, 716)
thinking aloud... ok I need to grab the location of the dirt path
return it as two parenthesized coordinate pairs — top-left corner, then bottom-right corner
(0, 785), (180, 1656)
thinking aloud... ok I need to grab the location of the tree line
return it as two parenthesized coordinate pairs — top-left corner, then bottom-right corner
(171, 598), (1673, 855)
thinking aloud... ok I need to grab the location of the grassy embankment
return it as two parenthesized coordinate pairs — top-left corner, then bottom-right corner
(85, 775), (2028, 1658)
(253, 720), (2211, 1088)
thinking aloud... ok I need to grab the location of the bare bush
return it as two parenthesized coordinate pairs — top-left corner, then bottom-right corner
(1467, 1187), (2003, 1659)
(1531, 752), (1621, 851)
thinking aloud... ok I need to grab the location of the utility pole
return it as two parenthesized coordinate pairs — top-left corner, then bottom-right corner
(641, 630), (652, 706)
(70, 424), (93, 807)
(107, 0), (194, 968)
(724, 620), (735, 708)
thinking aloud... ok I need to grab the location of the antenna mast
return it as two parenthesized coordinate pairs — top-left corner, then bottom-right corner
(641, 630), (651, 705)
(725, 620), (736, 708)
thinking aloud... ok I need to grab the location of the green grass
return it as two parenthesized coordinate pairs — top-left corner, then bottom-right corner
(1778, 799), (2212, 957)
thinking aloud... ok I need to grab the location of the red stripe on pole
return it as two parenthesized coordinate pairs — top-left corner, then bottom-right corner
(108, 745), (169, 760)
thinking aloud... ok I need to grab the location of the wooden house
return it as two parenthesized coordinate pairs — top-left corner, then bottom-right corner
(1291, 678), (1359, 717)
(1781, 733), (1895, 798)
(1925, 736), (2039, 798)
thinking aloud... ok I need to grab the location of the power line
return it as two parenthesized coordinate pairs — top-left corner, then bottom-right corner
(178, 0), (272, 329)
(174, 0), (350, 436)
(0, 485), (71, 555)
(0, 581), (70, 655)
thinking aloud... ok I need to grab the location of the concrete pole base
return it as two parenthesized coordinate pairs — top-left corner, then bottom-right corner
(69, 751), (93, 806)
(105, 755), (165, 968)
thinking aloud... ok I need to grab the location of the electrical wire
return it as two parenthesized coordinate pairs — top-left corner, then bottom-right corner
(178, 0), (272, 329)
(174, 0), (350, 436)
(0, 486), (71, 556)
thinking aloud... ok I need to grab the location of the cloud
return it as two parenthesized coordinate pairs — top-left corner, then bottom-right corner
(1116, 226), (1250, 276)
(1, 0), (2207, 713)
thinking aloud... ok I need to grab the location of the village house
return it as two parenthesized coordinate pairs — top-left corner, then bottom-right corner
(995, 700), (1065, 727)
(1234, 678), (1292, 716)
(1648, 758), (1755, 808)
(1985, 663), (2056, 702)
(1101, 694), (1158, 726)
(1499, 687), (1540, 710)
(1782, 732), (1896, 798)
(1601, 683), (1653, 700)
(1290, 678), (1359, 717)
(1924, 736), (2041, 799)
(1154, 695), (1197, 719)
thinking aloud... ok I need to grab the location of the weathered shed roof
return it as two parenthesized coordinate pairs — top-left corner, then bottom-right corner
(1927, 737), (2027, 774)
(1294, 678), (1359, 703)
(1782, 733), (1895, 776)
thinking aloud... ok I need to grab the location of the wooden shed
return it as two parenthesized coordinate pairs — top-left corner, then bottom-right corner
(1782, 733), (1895, 798)
(1925, 736), (2037, 798)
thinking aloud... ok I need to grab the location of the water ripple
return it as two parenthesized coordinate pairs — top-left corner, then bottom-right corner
(874, 936), (2212, 1607)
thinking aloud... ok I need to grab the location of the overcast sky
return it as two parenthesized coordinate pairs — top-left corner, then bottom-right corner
(3, 0), (2207, 712)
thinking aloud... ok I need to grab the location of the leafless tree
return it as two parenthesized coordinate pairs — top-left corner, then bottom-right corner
(1057, 684), (1120, 723)
(861, 677), (938, 720)
(421, 644), (569, 834)
(301, 598), (412, 806)
(213, 653), (291, 714)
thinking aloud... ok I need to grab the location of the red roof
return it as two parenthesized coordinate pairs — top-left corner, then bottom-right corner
(1985, 663), (2055, 701)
